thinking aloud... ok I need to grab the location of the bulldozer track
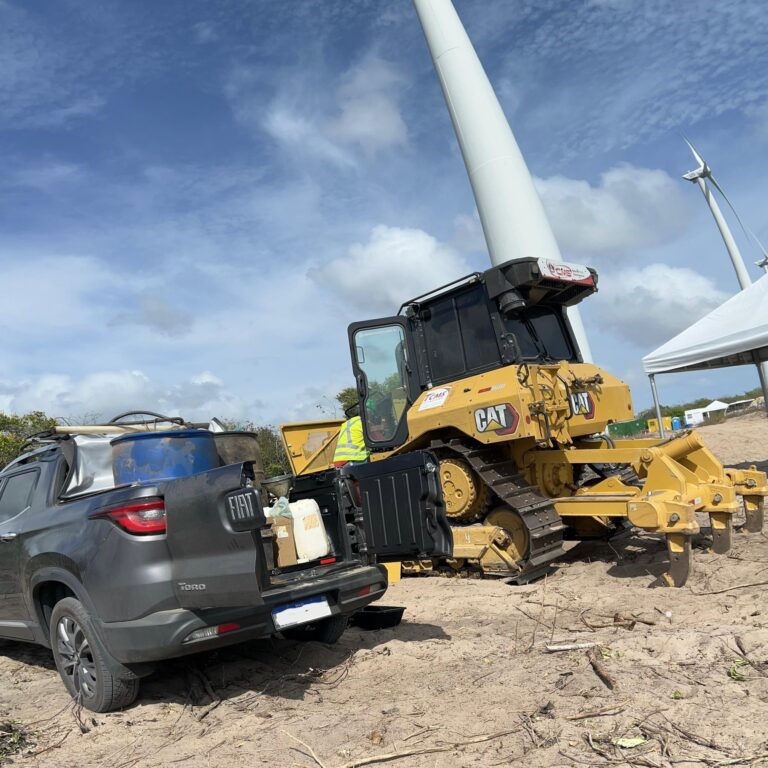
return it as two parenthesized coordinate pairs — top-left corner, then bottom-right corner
(431, 438), (566, 572)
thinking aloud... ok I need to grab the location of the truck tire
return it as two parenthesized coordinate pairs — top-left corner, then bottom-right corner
(49, 597), (139, 712)
(283, 614), (349, 644)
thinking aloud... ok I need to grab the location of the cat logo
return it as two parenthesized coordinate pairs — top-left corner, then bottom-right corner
(474, 403), (520, 435)
(570, 391), (595, 420)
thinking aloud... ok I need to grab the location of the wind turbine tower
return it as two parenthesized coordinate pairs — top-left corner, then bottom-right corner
(412, 0), (593, 362)
(683, 141), (768, 411)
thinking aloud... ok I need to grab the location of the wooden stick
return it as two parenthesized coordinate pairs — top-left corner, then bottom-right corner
(566, 705), (626, 721)
(545, 642), (597, 653)
(587, 648), (616, 690)
(337, 729), (518, 768)
(26, 730), (70, 758)
(690, 580), (768, 596)
(282, 730), (329, 768)
(52, 424), (177, 434)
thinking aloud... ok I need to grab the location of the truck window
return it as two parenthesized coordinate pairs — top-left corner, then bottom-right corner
(0, 470), (39, 524)
(422, 286), (500, 383)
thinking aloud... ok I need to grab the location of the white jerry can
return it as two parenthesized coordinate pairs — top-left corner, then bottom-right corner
(288, 499), (331, 562)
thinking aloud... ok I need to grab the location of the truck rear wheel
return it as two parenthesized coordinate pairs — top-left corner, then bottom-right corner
(50, 597), (139, 712)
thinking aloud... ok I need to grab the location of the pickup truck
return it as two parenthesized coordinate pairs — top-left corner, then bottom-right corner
(0, 434), (451, 712)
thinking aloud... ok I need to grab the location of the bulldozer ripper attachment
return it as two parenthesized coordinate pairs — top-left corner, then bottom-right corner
(725, 466), (768, 533)
(528, 429), (768, 586)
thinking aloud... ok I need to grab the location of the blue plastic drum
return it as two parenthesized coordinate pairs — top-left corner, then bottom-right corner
(111, 430), (219, 485)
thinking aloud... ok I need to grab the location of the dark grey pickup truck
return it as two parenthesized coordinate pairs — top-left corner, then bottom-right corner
(0, 437), (451, 712)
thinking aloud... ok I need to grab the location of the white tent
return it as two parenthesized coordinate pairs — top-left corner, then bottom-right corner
(642, 274), (768, 434)
(684, 400), (729, 427)
(643, 274), (768, 374)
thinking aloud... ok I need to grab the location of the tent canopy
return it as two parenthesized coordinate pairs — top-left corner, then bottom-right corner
(643, 274), (768, 375)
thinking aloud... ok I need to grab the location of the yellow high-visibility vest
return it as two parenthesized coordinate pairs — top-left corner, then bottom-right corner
(333, 416), (369, 464)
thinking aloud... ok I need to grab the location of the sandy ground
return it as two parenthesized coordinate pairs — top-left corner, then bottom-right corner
(2, 413), (768, 768)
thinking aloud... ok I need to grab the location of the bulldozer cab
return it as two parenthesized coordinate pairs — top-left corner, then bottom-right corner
(349, 257), (598, 450)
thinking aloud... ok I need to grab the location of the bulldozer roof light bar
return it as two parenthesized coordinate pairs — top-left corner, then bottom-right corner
(398, 271), (482, 314)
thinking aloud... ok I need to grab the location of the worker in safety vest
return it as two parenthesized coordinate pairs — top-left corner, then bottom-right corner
(333, 405), (370, 468)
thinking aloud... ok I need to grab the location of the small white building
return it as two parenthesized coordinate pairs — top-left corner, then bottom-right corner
(684, 400), (729, 426)
(725, 398), (755, 415)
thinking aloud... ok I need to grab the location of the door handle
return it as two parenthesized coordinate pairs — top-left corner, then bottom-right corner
(0, 533), (17, 542)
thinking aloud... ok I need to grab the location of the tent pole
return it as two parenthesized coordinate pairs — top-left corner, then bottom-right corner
(649, 374), (665, 438)
(754, 353), (768, 416)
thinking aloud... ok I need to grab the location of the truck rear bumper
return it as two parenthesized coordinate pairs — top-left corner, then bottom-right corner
(98, 564), (387, 664)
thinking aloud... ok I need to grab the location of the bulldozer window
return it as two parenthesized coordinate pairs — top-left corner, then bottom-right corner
(422, 287), (501, 383)
(503, 308), (575, 362)
(353, 325), (409, 443)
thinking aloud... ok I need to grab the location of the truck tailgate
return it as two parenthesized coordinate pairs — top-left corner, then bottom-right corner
(163, 464), (267, 609)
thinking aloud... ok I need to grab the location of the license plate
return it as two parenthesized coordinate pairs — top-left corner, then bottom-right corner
(272, 596), (331, 630)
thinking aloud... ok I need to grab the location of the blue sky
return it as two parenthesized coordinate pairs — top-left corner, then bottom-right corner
(1, 0), (767, 424)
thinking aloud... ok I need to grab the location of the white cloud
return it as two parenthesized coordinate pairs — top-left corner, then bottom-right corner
(229, 54), (407, 166)
(477, 0), (768, 158)
(594, 263), (730, 348)
(535, 165), (691, 254)
(262, 108), (355, 168)
(109, 294), (193, 337)
(453, 165), (691, 258)
(452, 212), (486, 253)
(34, 95), (104, 127)
(11, 162), (82, 189)
(193, 21), (218, 44)
(313, 225), (469, 314)
(747, 101), (768, 143)
(1, 370), (248, 423)
(0, 254), (116, 329)
(330, 54), (407, 152)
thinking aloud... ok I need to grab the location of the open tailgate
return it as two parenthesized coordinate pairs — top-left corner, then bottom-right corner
(163, 464), (267, 609)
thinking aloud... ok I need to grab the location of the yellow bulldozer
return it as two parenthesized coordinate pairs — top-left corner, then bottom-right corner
(282, 257), (767, 586)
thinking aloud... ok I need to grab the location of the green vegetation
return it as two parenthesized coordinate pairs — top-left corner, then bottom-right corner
(0, 411), (57, 469)
(0, 720), (32, 760)
(727, 658), (748, 682)
(335, 387), (358, 413)
(220, 421), (290, 477)
(637, 386), (762, 420)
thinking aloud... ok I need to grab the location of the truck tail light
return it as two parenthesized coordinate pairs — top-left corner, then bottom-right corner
(91, 499), (166, 535)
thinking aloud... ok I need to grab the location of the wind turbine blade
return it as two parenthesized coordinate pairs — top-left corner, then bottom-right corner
(709, 173), (753, 242)
(682, 135), (706, 169)
(708, 173), (768, 265)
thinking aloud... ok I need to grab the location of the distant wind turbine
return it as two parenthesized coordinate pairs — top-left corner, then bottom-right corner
(682, 139), (768, 411)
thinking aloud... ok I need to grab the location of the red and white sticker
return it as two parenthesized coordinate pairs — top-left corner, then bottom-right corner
(418, 387), (451, 411)
(537, 259), (594, 285)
